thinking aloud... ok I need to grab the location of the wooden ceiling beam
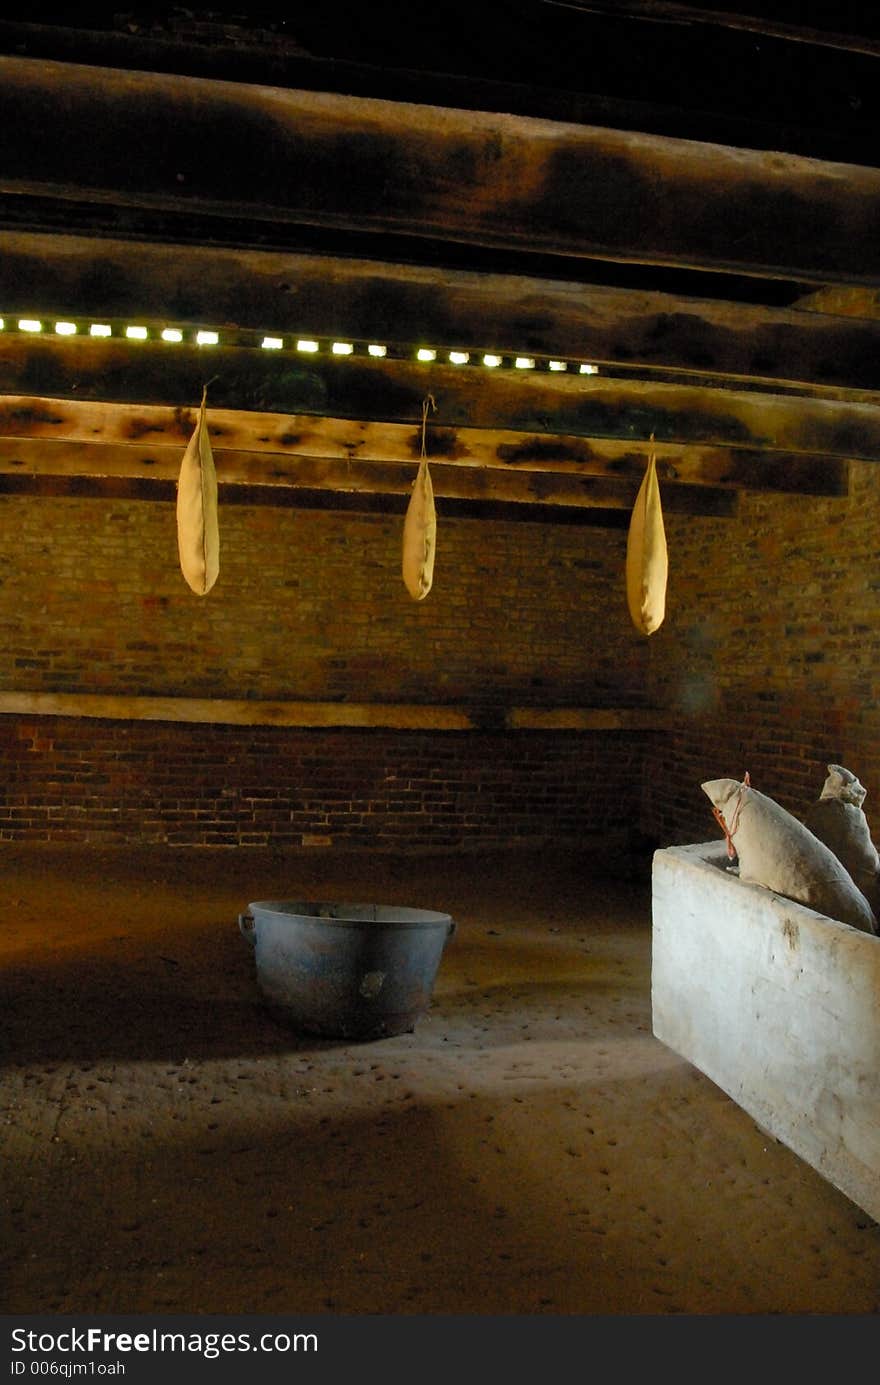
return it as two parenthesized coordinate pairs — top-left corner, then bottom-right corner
(793, 286), (880, 319)
(1, 9), (878, 170)
(0, 409), (847, 498)
(0, 436), (736, 517)
(2, 56), (880, 285)
(556, 2), (880, 59)
(0, 472), (643, 529)
(3, 232), (880, 397)
(1, 339), (878, 460)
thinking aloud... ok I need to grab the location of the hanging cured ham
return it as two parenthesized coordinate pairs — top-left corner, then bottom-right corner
(402, 396), (437, 600)
(176, 386), (220, 596)
(625, 437), (667, 635)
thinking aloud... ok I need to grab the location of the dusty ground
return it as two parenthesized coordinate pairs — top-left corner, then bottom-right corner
(1, 842), (878, 1316)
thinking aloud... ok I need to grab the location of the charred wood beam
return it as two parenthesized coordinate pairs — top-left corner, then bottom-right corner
(0, 472), (641, 529)
(3, 232), (880, 397)
(0, 437), (737, 517)
(0, 12), (878, 167)
(549, 2), (880, 58)
(793, 286), (880, 319)
(0, 195), (813, 308)
(0, 340), (878, 461)
(0, 407), (847, 497)
(2, 57), (880, 285)
(0, 17), (806, 161)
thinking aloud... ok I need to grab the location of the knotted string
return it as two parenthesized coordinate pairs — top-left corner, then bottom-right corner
(420, 393), (437, 459)
(713, 770), (751, 860)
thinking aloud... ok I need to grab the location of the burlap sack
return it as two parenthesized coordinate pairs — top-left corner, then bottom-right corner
(176, 388), (219, 596)
(626, 440), (667, 635)
(702, 776), (878, 934)
(803, 764), (880, 915)
(402, 455), (436, 601)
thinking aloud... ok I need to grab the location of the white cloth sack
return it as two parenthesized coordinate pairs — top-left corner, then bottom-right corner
(803, 764), (880, 915)
(176, 388), (219, 596)
(702, 776), (878, 934)
(626, 441), (667, 635)
(402, 455), (436, 601)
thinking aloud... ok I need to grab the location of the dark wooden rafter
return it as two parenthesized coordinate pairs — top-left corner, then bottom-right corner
(4, 232), (880, 399)
(0, 409), (741, 522)
(2, 56), (880, 286)
(1, 6), (879, 168)
(0, 338), (875, 462)
(547, 2), (880, 59)
(0, 473), (643, 529)
(0, 438), (735, 518)
(0, 403), (847, 499)
(794, 286), (880, 319)
(3, 12), (880, 524)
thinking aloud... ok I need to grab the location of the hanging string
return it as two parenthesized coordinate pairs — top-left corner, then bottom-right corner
(712, 770), (751, 860)
(202, 373), (220, 397)
(420, 393), (437, 459)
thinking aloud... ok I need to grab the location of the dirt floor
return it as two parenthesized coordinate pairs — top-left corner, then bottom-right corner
(2, 842), (878, 1317)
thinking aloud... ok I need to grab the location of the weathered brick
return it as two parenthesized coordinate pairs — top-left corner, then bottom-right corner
(6, 488), (824, 850)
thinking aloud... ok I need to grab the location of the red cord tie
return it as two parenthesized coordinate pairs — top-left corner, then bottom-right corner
(713, 771), (750, 860)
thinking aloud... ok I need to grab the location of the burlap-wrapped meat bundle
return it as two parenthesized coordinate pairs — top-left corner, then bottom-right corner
(176, 387), (219, 596)
(402, 454), (436, 601)
(803, 763), (880, 915)
(626, 441), (667, 635)
(703, 775), (877, 934)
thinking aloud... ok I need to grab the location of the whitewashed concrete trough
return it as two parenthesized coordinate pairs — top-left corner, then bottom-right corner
(652, 840), (880, 1222)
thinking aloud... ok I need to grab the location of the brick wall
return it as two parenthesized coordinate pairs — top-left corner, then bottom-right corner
(5, 471), (876, 853)
(0, 494), (654, 848)
(0, 717), (649, 849)
(642, 459), (880, 848)
(0, 496), (646, 705)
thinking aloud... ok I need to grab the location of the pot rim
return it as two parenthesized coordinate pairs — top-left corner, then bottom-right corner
(245, 899), (454, 929)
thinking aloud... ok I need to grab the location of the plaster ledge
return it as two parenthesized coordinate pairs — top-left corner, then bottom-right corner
(0, 691), (669, 732)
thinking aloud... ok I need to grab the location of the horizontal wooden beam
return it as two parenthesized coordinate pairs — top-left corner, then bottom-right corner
(0, 473), (640, 528)
(794, 286), (880, 319)
(0, 420), (845, 498)
(1, 11), (878, 170)
(2, 56), (880, 284)
(2, 334), (879, 459)
(3, 231), (880, 397)
(559, 2), (880, 59)
(0, 691), (671, 733)
(0, 437), (737, 517)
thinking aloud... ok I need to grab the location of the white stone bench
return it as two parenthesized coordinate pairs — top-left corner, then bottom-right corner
(652, 839), (880, 1222)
